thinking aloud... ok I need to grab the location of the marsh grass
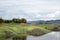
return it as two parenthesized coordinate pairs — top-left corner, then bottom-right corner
(0, 23), (57, 40)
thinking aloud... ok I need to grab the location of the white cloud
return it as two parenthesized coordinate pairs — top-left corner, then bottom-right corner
(0, 0), (60, 21)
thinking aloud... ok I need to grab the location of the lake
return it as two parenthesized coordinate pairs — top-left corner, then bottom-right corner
(27, 32), (60, 40)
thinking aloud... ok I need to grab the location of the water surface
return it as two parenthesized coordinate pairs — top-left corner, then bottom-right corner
(27, 32), (60, 40)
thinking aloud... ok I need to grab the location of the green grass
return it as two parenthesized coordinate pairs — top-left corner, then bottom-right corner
(37, 24), (55, 30)
(0, 23), (55, 33)
(0, 23), (55, 40)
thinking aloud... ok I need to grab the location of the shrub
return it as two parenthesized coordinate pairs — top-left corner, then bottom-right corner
(27, 28), (45, 36)
(4, 31), (13, 38)
(52, 25), (60, 31)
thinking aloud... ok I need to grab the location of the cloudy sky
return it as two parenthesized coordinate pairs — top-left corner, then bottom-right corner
(0, 0), (60, 21)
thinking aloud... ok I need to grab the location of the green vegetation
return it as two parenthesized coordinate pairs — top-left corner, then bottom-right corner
(0, 23), (56, 40)
(0, 18), (27, 23)
(0, 17), (60, 40)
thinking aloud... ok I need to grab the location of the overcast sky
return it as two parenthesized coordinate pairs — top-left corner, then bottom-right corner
(0, 0), (60, 21)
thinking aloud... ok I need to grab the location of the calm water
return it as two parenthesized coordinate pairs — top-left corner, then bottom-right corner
(27, 32), (60, 40)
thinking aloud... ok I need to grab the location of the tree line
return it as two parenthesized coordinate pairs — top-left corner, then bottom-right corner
(0, 18), (27, 23)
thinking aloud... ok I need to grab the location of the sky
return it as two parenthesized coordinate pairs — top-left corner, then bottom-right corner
(0, 0), (60, 21)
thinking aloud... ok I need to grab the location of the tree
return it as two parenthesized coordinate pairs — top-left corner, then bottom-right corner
(20, 18), (27, 23)
(12, 18), (21, 23)
(4, 20), (12, 23)
(0, 17), (3, 23)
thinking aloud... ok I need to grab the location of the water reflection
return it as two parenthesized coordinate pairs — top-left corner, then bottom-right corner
(27, 32), (60, 40)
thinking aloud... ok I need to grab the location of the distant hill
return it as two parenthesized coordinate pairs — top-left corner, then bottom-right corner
(45, 20), (60, 24)
(27, 20), (60, 24)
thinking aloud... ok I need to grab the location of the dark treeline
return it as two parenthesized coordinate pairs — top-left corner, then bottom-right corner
(0, 18), (27, 23)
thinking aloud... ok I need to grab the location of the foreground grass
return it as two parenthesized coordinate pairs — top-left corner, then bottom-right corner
(0, 23), (55, 40)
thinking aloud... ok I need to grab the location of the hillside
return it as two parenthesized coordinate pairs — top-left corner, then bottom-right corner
(27, 20), (60, 24)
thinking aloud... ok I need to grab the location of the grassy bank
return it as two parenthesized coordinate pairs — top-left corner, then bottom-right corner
(0, 23), (55, 40)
